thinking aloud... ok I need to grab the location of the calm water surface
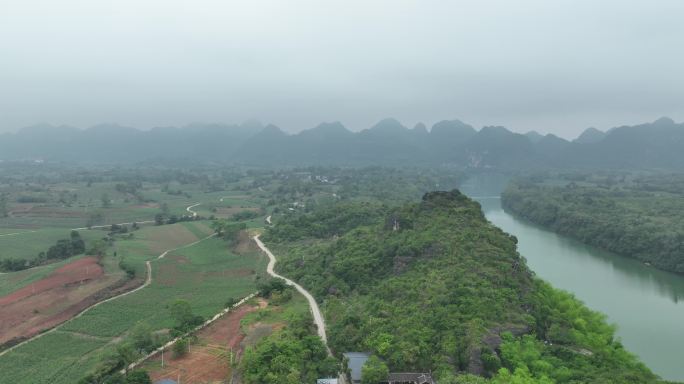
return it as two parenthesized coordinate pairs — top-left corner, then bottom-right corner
(461, 176), (684, 381)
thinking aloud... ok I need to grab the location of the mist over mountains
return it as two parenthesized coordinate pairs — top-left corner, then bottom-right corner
(1, 117), (683, 169)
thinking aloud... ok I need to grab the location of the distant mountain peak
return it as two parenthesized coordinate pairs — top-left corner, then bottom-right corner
(539, 133), (569, 143)
(653, 116), (675, 126)
(480, 126), (513, 135)
(431, 119), (473, 132)
(240, 119), (264, 131)
(412, 122), (428, 134)
(313, 121), (347, 131)
(574, 127), (606, 144)
(88, 123), (138, 133)
(260, 124), (287, 136)
(525, 131), (544, 143)
(299, 122), (352, 138)
(368, 118), (408, 132)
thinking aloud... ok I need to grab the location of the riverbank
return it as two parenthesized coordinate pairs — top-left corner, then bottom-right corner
(476, 196), (684, 382)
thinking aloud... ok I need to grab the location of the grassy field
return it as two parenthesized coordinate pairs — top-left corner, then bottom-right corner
(0, 170), (272, 383)
(0, 226), (266, 384)
(0, 255), (85, 296)
(0, 228), (104, 261)
(0, 181), (260, 230)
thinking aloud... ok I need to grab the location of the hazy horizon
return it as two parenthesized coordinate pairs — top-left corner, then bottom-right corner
(3, 115), (680, 142)
(2, 0), (683, 138)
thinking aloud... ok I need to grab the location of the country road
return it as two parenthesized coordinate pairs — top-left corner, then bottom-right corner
(0, 230), (38, 237)
(186, 202), (201, 217)
(0, 233), (216, 358)
(71, 220), (156, 231)
(253, 235), (331, 355)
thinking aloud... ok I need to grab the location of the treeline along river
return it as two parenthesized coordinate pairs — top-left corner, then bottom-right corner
(460, 174), (684, 382)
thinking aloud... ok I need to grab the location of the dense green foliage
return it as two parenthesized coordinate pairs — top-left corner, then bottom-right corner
(502, 173), (684, 273)
(266, 190), (661, 383)
(168, 299), (204, 334)
(266, 201), (387, 242)
(211, 219), (247, 245)
(361, 355), (389, 384)
(240, 309), (338, 383)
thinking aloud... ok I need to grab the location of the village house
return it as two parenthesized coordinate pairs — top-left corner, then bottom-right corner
(337, 352), (436, 384)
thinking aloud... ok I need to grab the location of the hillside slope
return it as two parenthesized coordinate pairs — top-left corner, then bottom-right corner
(262, 191), (661, 383)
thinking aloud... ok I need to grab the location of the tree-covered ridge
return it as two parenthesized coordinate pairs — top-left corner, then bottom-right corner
(502, 174), (684, 273)
(264, 190), (662, 383)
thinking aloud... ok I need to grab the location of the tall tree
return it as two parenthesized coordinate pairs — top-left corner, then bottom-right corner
(361, 356), (388, 384)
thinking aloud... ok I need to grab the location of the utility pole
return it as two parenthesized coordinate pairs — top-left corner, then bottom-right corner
(161, 348), (164, 368)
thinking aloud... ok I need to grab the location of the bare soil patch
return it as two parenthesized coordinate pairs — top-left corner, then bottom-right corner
(234, 231), (257, 254)
(148, 301), (265, 384)
(0, 257), (131, 346)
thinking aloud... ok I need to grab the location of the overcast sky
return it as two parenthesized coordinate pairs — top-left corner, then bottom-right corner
(1, 0), (683, 138)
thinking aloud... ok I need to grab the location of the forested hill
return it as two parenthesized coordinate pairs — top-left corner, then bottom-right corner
(2, 117), (684, 169)
(261, 190), (663, 383)
(502, 173), (684, 274)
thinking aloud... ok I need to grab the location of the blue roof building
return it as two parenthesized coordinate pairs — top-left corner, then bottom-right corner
(343, 352), (371, 384)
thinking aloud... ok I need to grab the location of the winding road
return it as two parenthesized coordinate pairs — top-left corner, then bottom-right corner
(253, 235), (330, 355)
(186, 202), (201, 217)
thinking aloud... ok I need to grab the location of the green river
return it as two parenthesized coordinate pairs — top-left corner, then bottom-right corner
(461, 175), (684, 382)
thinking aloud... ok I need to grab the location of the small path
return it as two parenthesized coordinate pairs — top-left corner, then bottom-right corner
(0, 230), (38, 238)
(186, 203), (201, 217)
(0, 233), (216, 357)
(253, 235), (331, 355)
(71, 220), (156, 231)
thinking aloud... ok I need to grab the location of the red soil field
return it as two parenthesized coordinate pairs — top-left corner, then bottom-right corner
(149, 301), (265, 384)
(0, 257), (125, 346)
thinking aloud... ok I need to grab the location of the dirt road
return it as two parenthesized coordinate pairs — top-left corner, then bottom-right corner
(253, 235), (330, 355)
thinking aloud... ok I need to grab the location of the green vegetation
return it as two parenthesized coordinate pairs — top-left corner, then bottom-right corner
(502, 172), (684, 273)
(264, 190), (662, 383)
(2, 165), (678, 383)
(362, 355), (389, 384)
(168, 299), (204, 335)
(0, 223), (262, 384)
(0, 228), (102, 262)
(211, 219), (247, 245)
(240, 286), (339, 383)
(1, 230), (87, 272)
(171, 338), (189, 358)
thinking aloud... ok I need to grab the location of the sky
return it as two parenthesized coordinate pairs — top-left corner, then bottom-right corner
(1, 0), (683, 139)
